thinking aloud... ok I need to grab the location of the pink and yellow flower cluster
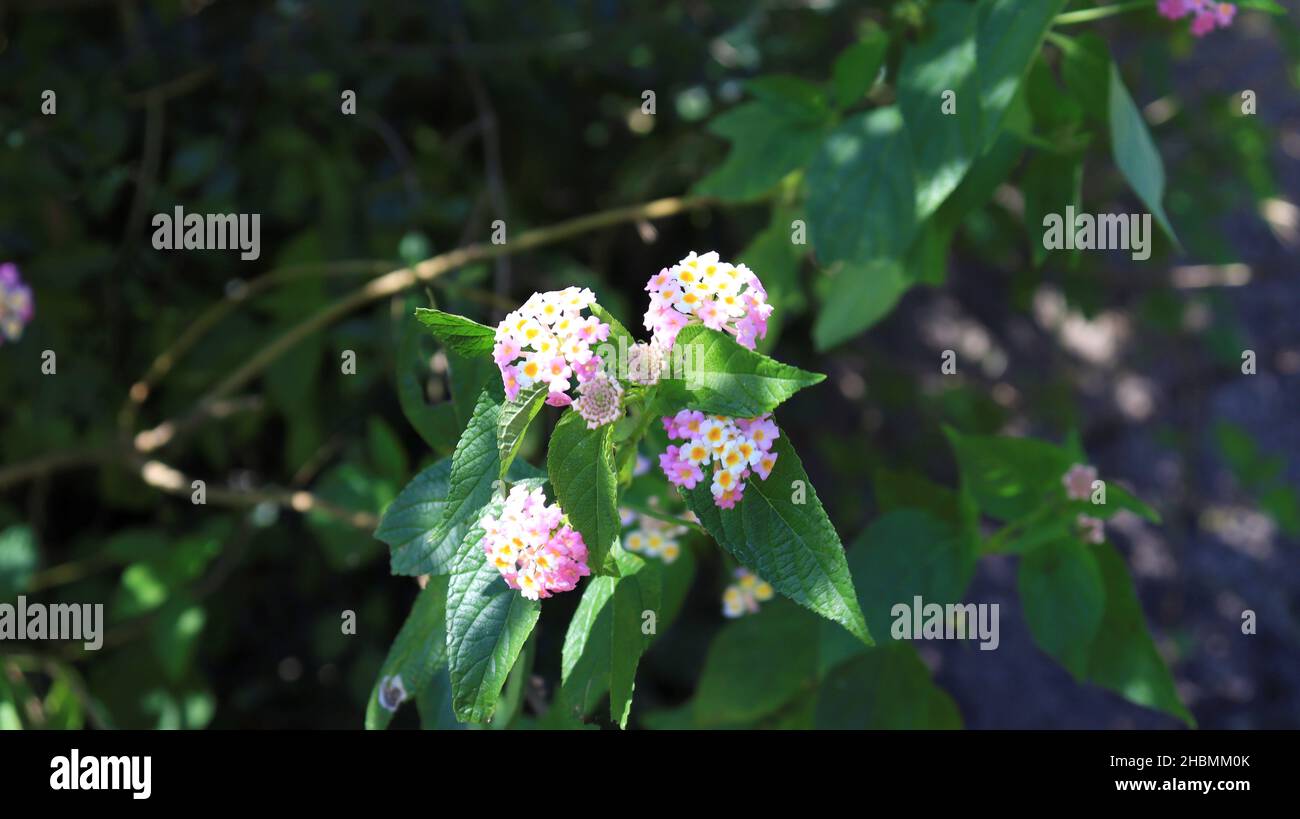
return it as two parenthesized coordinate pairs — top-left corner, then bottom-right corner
(621, 507), (687, 564)
(1158, 0), (1235, 36)
(493, 287), (610, 407)
(480, 484), (591, 600)
(722, 568), (774, 618)
(1063, 463), (1105, 545)
(659, 411), (779, 509)
(0, 263), (34, 344)
(643, 251), (773, 351)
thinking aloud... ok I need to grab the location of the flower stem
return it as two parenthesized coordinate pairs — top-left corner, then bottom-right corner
(621, 501), (707, 535)
(1054, 1), (1155, 26)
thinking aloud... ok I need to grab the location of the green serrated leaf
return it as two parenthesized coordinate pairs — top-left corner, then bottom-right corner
(608, 547), (659, 727)
(685, 432), (871, 646)
(498, 386), (547, 480)
(382, 390), (501, 576)
(898, 1), (982, 218)
(693, 88), (833, 202)
(378, 454), (542, 578)
(449, 350), (502, 427)
(661, 324), (824, 416)
(366, 577), (450, 729)
(548, 412), (620, 575)
(445, 498), (542, 724)
(559, 544), (661, 728)
(806, 106), (916, 265)
(414, 308), (497, 357)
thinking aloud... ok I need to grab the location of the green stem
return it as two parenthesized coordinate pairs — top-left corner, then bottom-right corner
(620, 501), (707, 536)
(1053, 1), (1154, 27)
(981, 499), (1064, 555)
(615, 385), (662, 484)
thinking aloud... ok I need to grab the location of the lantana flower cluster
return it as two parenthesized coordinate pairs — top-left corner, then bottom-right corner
(493, 287), (611, 408)
(660, 411), (779, 509)
(643, 251), (773, 351)
(722, 568), (774, 618)
(620, 507), (687, 564)
(1063, 463), (1105, 544)
(1158, 0), (1235, 36)
(0, 263), (34, 344)
(479, 485), (591, 601)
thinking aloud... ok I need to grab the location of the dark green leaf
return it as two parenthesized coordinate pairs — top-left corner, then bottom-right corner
(397, 310), (460, 453)
(414, 308), (496, 357)
(1058, 32), (1111, 124)
(1023, 150), (1084, 266)
(945, 426), (1072, 521)
(814, 644), (962, 729)
(366, 577), (450, 729)
(813, 259), (909, 351)
(694, 599), (820, 726)
(831, 31), (888, 109)
(445, 500), (542, 724)
(806, 106), (917, 264)
(1019, 538), (1106, 678)
(847, 509), (977, 644)
(974, 0), (1069, 149)
(898, 1), (982, 218)
(382, 390), (500, 576)
(498, 385), (547, 480)
(693, 81), (833, 201)
(559, 544), (661, 727)
(1109, 64), (1177, 243)
(151, 596), (207, 684)
(548, 411), (620, 575)
(745, 75), (831, 124)
(1085, 544), (1194, 726)
(685, 433), (872, 646)
(0, 525), (37, 603)
(662, 324), (825, 416)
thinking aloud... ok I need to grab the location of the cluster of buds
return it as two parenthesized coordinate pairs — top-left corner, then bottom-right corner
(493, 287), (611, 407)
(479, 485), (591, 600)
(659, 411), (779, 508)
(1158, 0), (1235, 36)
(572, 370), (625, 429)
(643, 251), (773, 351)
(0, 263), (34, 344)
(722, 568), (774, 618)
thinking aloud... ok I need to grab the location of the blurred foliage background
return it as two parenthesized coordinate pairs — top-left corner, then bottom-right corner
(1, 0), (1298, 729)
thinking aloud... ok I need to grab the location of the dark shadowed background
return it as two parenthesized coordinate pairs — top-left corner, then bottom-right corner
(0, 0), (1297, 729)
